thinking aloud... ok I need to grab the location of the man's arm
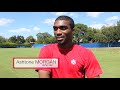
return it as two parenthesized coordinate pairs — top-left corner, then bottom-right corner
(93, 75), (100, 78)
(85, 75), (100, 78)
(84, 49), (103, 78)
(38, 70), (51, 78)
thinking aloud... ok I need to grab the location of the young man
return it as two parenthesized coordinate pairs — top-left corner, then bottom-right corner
(36, 15), (103, 78)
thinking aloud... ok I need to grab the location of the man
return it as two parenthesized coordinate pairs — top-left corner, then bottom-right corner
(36, 15), (103, 78)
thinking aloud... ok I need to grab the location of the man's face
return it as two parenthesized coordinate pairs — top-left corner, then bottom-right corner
(53, 20), (74, 45)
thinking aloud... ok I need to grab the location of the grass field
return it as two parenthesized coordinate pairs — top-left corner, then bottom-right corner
(0, 47), (120, 78)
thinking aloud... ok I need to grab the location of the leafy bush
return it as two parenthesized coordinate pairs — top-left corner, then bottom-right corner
(0, 42), (32, 48)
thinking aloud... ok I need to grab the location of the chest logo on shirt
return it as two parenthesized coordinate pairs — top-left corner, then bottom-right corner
(71, 59), (76, 65)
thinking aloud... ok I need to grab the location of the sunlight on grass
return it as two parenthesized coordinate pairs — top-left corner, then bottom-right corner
(0, 47), (120, 78)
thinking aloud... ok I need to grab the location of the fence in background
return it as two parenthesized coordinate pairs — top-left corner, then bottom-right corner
(32, 42), (120, 48)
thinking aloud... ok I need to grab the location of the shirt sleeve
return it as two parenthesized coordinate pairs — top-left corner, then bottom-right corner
(84, 49), (103, 78)
(35, 46), (52, 72)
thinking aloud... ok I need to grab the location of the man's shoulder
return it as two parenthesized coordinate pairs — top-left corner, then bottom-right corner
(74, 44), (87, 50)
(74, 44), (95, 60)
(74, 44), (92, 53)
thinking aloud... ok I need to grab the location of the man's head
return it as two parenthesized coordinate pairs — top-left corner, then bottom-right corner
(53, 15), (75, 45)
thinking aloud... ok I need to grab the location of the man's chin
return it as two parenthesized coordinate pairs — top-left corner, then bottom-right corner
(57, 40), (65, 45)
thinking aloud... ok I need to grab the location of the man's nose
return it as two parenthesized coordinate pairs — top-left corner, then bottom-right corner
(56, 29), (62, 34)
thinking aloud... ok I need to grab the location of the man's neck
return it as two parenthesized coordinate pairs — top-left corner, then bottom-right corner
(58, 42), (74, 49)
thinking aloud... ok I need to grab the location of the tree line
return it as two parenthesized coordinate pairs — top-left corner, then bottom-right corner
(0, 20), (120, 47)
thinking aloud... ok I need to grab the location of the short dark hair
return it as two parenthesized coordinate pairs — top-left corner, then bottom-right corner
(55, 15), (74, 29)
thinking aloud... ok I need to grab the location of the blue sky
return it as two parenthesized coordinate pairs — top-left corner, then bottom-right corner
(0, 12), (120, 39)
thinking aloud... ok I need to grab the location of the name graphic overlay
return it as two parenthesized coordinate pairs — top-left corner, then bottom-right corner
(13, 57), (58, 69)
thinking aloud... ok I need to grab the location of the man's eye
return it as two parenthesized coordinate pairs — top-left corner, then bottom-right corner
(53, 26), (58, 31)
(53, 26), (68, 31)
(60, 26), (68, 30)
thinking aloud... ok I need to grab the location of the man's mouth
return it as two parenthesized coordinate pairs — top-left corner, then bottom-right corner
(56, 37), (64, 41)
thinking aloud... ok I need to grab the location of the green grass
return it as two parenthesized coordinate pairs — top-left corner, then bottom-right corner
(0, 48), (40, 78)
(91, 48), (120, 78)
(0, 47), (120, 78)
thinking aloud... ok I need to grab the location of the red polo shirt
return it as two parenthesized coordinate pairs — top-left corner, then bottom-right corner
(37, 43), (103, 78)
